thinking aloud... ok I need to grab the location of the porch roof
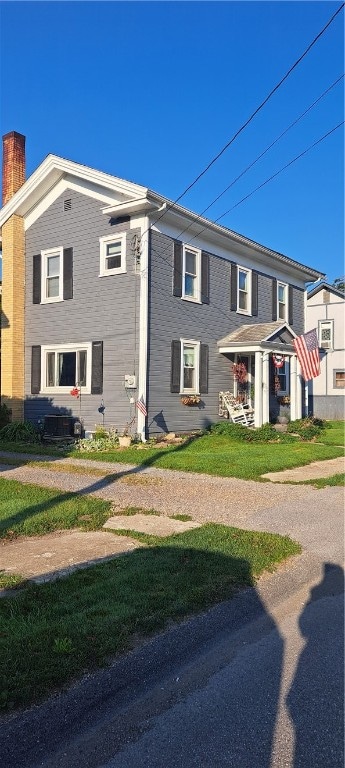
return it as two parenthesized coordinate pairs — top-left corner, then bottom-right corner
(217, 322), (297, 354)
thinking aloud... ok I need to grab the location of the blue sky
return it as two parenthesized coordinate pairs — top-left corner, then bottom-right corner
(0, 1), (344, 282)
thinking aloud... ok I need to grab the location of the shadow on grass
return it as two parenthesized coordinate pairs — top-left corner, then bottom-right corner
(0, 437), (204, 535)
(0, 540), (284, 768)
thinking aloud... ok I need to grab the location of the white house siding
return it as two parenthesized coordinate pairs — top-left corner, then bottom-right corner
(307, 288), (345, 419)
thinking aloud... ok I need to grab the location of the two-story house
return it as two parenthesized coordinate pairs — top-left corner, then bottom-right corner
(306, 282), (345, 419)
(0, 132), (324, 439)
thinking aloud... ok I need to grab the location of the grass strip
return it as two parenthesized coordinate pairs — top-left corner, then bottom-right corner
(0, 522), (300, 712)
(0, 478), (112, 539)
(1, 431), (343, 480)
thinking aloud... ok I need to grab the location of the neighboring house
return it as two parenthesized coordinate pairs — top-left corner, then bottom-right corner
(306, 282), (345, 420)
(0, 131), (324, 438)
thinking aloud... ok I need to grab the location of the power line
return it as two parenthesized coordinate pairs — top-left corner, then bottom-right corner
(148, 2), (344, 232)
(146, 120), (343, 305)
(146, 74), (344, 265)
(215, 121), (344, 222)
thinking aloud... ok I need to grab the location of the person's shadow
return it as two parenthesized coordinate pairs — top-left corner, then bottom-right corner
(287, 563), (344, 768)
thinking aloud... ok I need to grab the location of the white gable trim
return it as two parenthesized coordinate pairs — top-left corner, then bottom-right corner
(25, 178), (122, 231)
(264, 323), (297, 341)
(0, 154), (148, 229)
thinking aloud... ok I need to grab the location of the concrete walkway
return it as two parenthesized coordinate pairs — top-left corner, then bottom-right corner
(262, 455), (344, 482)
(0, 450), (343, 587)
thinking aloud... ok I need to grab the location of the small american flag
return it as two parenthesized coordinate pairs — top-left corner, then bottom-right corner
(293, 329), (321, 381)
(136, 395), (147, 416)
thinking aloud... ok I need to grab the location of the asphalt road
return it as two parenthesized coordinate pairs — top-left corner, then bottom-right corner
(0, 486), (344, 768)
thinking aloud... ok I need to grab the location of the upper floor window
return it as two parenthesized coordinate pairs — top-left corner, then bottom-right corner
(42, 248), (63, 303)
(318, 320), (333, 350)
(181, 340), (200, 393)
(277, 282), (287, 321)
(237, 267), (251, 313)
(182, 245), (201, 302)
(99, 233), (126, 276)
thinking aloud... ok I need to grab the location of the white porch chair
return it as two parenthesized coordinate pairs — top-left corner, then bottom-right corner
(219, 391), (255, 427)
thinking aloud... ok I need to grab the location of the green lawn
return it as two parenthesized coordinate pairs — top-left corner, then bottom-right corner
(0, 420), (344, 481)
(0, 522), (300, 711)
(0, 478), (112, 539)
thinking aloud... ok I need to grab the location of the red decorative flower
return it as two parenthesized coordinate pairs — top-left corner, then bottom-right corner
(70, 387), (80, 398)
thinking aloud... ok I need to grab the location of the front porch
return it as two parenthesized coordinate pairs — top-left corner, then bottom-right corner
(217, 322), (304, 428)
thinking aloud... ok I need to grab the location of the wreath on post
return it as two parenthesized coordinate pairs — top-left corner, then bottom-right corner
(232, 362), (247, 384)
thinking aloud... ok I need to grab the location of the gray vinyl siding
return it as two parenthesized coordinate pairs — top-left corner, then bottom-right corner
(148, 230), (304, 434)
(24, 189), (140, 433)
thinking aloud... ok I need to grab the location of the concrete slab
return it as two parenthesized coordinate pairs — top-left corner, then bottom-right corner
(261, 456), (345, 483)
(1, 530), (141, 585)
(103, 513), (201, 536)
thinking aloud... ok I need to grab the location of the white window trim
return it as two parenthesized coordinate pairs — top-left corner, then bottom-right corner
(41, 342), (92, 394)
(180, 338), (200, 394)
(41, 247), (63, 304)
(99, 232), (126, 277)
(277, 281), (288, 321)
(276, 358), (290, 396)
(182, 244), (201, 303)
(237, 266), (252, 315)
(318, 319), (334, 350)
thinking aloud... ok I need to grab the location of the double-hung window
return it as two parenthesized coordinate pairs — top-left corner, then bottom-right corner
(277, 282), (287, 321)
(42, 248), (63, 303)
(318, 320), (333, 350)
(237, 267), (251, 313)
(42, 343), (91, 393)
(181, 340), (200, 393)
(99, 233), (126, 276)
(182, 245), (201, 302)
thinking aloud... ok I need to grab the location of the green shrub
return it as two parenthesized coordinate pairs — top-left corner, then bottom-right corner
(209, 422), (248, 440)
(0, 421), (40, 443)
(0, 404), (11, 430)
(287, 417), (325, 441)
(245, 424), (278, 442)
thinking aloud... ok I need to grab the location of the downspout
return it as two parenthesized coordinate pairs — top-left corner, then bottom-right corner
(137, 216), (149, 442)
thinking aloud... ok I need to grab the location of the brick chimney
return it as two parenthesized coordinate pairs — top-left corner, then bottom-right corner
(1, 131), (26, 420)
(2, 131), (26, 205)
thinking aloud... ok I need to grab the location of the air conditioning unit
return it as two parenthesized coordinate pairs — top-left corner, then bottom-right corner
(321, 340), (331, 350)
(43, 415), (80, 439)
(124, 374), (137, 389)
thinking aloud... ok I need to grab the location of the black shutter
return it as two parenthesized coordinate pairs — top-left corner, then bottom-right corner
(201, 251), (210, 304)
(31, 346), (41, 394)
(288, 285), (293, 325)
(91, 341), (103, 394)
(33, 254), (41, 304)
(252, 271), (258, 316)
(63, 248), (73, 300)
(230, 262), (237, 311)
(272, 278), (277, 321)
(173, 241), (182, 297)
(199, 344), (209, 394)
(170, 340), (181, 393)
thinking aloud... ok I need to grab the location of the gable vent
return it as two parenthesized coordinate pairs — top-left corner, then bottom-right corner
(64, 199), (72, 211)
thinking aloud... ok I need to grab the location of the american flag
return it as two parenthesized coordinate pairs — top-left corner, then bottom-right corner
(293, 329), (321, 381)
(136, 395), (147, 416)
